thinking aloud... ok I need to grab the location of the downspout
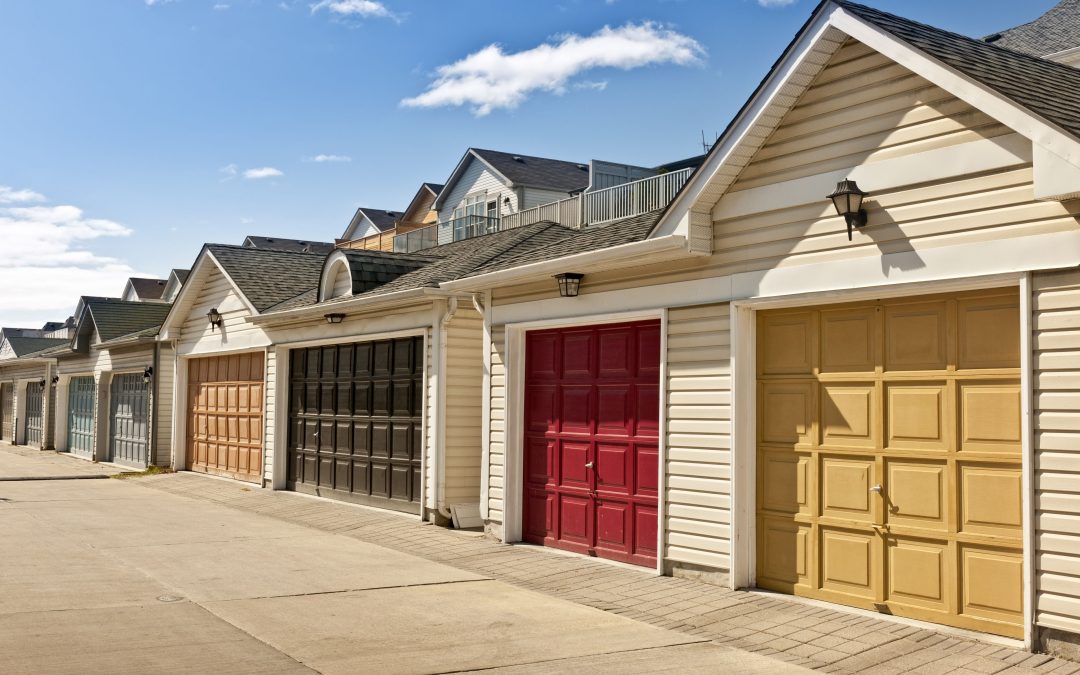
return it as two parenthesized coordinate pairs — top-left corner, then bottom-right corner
(436, 296), (459, 523)
(149, 342), (160, 467)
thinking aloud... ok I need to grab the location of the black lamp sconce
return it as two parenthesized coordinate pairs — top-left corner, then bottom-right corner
(555, 272), (584, 298)
(325, 313), (345, 325)
(143, 366), (154, 385)
(38, 378), (46, 388)
(50, 375), (59, 385)
(206, 307), (223, 332)
(827, 178), (869, 241)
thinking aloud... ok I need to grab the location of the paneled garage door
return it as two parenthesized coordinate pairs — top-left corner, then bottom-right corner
(287, 337), (424, 513)
(109, 373), (149, 468)
(67, 376), (96, 458)
(24, 381), (44, 448)
(186, 353), (264, 483)
(0, 383), (12, 442)
(756, 288), (1022, 638)
(523, 320), (661, 567)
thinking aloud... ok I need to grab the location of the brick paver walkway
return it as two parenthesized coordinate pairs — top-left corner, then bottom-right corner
(139, 472), (1077, 674)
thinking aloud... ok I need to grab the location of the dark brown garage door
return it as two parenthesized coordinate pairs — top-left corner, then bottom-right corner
(287, 337), (423, 514)
(186, 353), (264, 483)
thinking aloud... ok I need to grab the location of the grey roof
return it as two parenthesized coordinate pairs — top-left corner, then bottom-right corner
(83, 299), (173, 343)
(264, 210), (662, 314)
(473, 149), (590, 193)
(243, 235), (335, 255)
(5, 336), (68, 357)
(351, 208), (402, 233)
(22, 341), (72, 359)
(98, 325), (160, 346)
(171, 268), (191, 283)
(207, 244), (326, 312)
(336, 250), (439, 295)
(127, 277), (168, 300)
(983, 0), (1080, 57)
(422, 182), (444, 195)
(839, 1), (1080, 142)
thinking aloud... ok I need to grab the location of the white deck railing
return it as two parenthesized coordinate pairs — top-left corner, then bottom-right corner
(582, 168), (692, 226)
(500, 196), (583, 231)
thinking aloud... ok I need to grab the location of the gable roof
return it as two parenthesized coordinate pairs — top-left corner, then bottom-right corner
(80, 298), (173, 343)
(983, 0), (1080, 58)
(472, 149), (590, 193)
(243, 235), (334, 255)
(330, 249), (439, 297)
(126, 277), (168, 300)
(423, 182), (444, 195)
(207, 244), (326, 312)
(171, 268), (191, 284)
(347, 208), (401, 234)
(4, 336), (68, 357)
(658, 0), (1080, 236)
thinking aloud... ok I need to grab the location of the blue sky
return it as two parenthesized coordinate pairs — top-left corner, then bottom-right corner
(0, 0), (1058, 327)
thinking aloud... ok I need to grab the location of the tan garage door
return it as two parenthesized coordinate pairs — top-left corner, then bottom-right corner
(187, 353), (264, 483)
(756, 288), (1022, 638)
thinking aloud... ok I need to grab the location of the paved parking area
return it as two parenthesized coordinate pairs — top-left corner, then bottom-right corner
(0, 446), (800, 674)
(137, 471), (1080, 675)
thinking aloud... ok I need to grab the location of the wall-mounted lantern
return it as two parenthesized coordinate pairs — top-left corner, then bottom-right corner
(50, 375), (59, 385)
(142, 366), (154, 385)
(827, 178), (868, 241)
(38, 378), (46, 388)
(324, 313), (345, 324)
(206, 307), (223, 332)
(554, 272), (584, 298)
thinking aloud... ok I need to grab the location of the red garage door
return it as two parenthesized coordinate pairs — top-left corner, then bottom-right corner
(523, 320), (660, 567)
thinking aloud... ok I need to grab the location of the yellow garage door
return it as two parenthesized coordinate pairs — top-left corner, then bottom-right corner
(756, 288), (1023, 638)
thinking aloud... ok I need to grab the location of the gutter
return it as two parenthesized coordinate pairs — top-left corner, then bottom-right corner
(438, 233), (688, 292)
(248, 287), (472, 327)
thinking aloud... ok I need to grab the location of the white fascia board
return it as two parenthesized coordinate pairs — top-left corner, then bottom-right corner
(654, 7), (838, 238)
(832, 7), (1080, 171)
(158, 252), (211, 341)
(437, 234), (689, 293)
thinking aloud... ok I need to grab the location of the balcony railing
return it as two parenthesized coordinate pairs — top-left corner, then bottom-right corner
(337, 169), (694, 255)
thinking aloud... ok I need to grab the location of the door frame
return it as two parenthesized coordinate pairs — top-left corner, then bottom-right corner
(104, 369), (151, 467)
(173, 347), (269, 483)
(57, 372), (97, 458)
(729, 271), (1033, 647)
(269, 327), (430, 520)
(502, 308), (668, 575)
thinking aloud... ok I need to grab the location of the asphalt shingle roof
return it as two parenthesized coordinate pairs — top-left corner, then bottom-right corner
(243, 235), (335, 255)
(338, 250), (439, 294)
(207, 244), (326, 312)
(422, 182), (444, 195)
(983, 0), (1080, 57)
(264, 210), (664, 314)
(840, 1), (1080, 141)
(127, 277), (168, 300)
(171, 268), (191, 283)
(5, 336), (69, 357)
(354, 209), (402, 233)
(473, 149), (590, 193)
(84, 299), (173, 343)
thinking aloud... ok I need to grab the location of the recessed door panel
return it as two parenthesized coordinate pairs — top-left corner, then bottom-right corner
(757, 289), (1022, 638)
(523, 320), (659, 567)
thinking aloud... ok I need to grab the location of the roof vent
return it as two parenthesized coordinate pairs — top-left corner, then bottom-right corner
(512, 156), (524, 162)
(984, 33), (1002, 43)
(577, 164), (587, 170)
(266, 238), (275, 243)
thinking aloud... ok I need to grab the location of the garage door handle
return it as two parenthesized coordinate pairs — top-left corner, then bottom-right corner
(869, 484), (882, 494)
(585, 462), (594, 469)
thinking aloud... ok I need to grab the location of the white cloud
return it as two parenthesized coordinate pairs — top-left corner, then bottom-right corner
(0, 200), (142, 326)
(144, 0), (176, 6)
(213, 3), (231, 9)
(574, 80), (608, 91)
(0, 186), (46, 204)
(757, 0), (797, 6)
(243, 166), (283, 179)
(310, 0), (394, 19)
(401, 22), (704, 116)
(305, 154), (352, 163)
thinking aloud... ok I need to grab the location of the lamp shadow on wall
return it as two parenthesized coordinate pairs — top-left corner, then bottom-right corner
(859, 198), (927, 276)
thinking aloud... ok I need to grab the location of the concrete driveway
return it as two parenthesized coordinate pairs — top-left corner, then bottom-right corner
(0, 448), (806, 674)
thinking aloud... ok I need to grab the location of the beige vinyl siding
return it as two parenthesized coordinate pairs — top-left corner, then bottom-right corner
(155, 344), (174, 465)
(442, 307), (483, 506)
(710, 39), (1079, 275)
(1033, 269), (1080, 635)
(487, 324), (507, 530)
(330, 263), (351, 299)
(177, 263), (269, 354)
(106, 346), (153, 373)
(263, 347), (275, 481)
(665, 304), (732, 571)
